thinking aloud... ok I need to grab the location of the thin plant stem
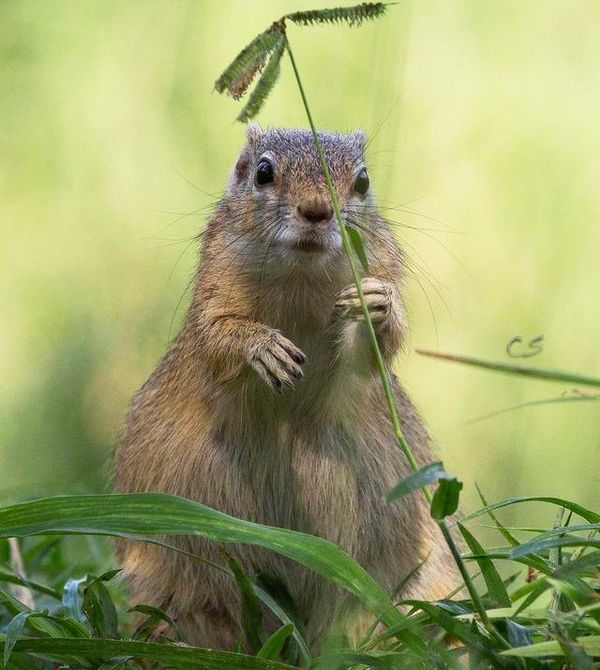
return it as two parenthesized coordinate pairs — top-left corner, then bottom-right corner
(284, 40), (420, 477)
(284, 36), (508, 649)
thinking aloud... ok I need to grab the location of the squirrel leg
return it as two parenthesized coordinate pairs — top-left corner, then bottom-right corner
(196, 316), (306, 390)
(333, 278), (406, 365)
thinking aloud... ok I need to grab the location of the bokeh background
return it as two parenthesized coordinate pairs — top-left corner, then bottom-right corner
(1, 1), (598, 524)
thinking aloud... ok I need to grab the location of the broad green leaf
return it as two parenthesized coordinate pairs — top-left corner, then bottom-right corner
(346, 225), (369, 271)
(0, 637), (295, 669)
(458, 523), (510, 608)
(501, 635), (600, 658)
(257, 624), (293, 660)
(430, 478), (462, 520)
(0, 493), (404, 630)
(387, 462), (445, 502)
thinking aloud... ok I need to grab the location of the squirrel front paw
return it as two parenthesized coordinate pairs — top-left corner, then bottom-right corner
(247, 330), (306, 391)
(335, 278), (394, 325)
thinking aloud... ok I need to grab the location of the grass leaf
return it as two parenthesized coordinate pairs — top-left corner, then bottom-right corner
(430, 478), (462, 520)
(4, 610), (43, 667)
(346, 225), (369, 271)
(0, 637), (296, 669)
(0, 493), (404, 630)
(458, 523), (510, 608)
(224, 552), (264, 653)
(461, 496), (599, 525)
(83, 576), (120, 639)
(416, 349), (600, 388)
(256, 624), (293, 660)
(501, 635), (600, 658)
(509, 535), (600, 559)
(387, 462), (445, 502)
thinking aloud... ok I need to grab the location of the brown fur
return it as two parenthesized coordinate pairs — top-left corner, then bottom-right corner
(115, 126), (457, 650)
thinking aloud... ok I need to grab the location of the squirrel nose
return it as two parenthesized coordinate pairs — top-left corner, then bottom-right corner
(297, 200), (333, 224)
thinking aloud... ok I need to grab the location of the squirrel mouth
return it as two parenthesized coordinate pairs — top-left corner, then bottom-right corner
(292, 238), (327, 252)
(290, 230), (331, 253)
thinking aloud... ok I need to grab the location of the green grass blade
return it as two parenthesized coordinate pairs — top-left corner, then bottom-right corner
(83, 577), (120, 639)
(416, 349), (600, 388)
(474, 484), (519, 548)
(401, 600), (498, 659)
(510, 536), (600, 559)
(129, 604), (182, 642)
(467, 392), (600, 424)
(0, 493), (403, 629)
(253, 585), (310, 667)
(501, 635), (600, 658)
(553, 550), (600, 578)
(4, 610), (40, 667)
(387, 462), (445, 502)
(0, 571), (61, 600)
(430, 478), (462, 520)
(461, 496), (599, 525)
(256, 624), (293, 660)
(0, 637), (295, 669)
(346, 225), (369, 272)
(458, 523), (510, 608)
(224, 552), (264, 653)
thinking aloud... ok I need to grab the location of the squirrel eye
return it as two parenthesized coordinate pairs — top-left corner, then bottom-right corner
(255, 158), (274, 186)
(353, 168), (369, 196)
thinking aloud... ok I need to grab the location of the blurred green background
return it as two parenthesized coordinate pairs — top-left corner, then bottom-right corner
(1, 1), (598, 521)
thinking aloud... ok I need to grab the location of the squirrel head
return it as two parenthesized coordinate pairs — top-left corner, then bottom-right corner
(224, 125), (373, 261)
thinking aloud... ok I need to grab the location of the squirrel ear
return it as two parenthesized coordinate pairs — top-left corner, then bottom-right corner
(350, 129), (366, 153)
(230, 147), (251, 187)
(246, 123), (263, 148)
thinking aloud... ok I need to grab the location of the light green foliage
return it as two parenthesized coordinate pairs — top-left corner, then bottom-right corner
(0, 493), (598, 668)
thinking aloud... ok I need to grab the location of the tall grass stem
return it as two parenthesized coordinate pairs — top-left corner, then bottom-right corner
(284, 37), (507, 648)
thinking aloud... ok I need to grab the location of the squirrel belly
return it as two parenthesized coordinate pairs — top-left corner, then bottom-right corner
(114, 126), (457, 650)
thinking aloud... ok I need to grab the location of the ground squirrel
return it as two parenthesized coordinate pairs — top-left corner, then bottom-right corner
(115, 125), (456, 650)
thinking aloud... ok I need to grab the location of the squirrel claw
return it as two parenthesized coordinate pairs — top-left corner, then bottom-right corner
(335, 278), (393, 325)
(248, 331), (306, 391)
